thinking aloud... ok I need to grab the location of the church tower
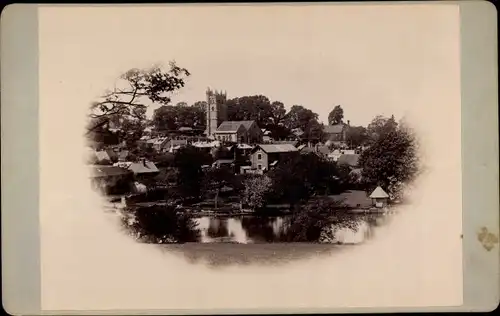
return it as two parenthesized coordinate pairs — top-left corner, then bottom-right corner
(205, 88), (227, 139)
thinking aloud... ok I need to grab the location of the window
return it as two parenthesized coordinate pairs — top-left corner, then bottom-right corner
(257, 153), (262, 160)
(257, 164), (262, 170)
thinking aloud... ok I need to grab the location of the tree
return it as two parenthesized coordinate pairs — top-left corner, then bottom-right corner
(241, 175), (273, 211)
(152, 104), (206, 132)
(283, 105), (319, 131)
(176, 101), (188, 107)
(226, 95), (273, 128)
(174, 145), (212, 200)
(285, 197), (357, 242)
(269, 101), (287, 126)
(86, 62), (190, 141)
(202, 168), (235, 209)
(302, 120), (325, 144)
(360, 119), (419, 200)
(328, 105), (344, 125)
(345, 125), (368, 148)
(366, 115), (397, 143)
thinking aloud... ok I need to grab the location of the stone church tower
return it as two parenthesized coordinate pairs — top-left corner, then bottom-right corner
(205, 88), (228, 138)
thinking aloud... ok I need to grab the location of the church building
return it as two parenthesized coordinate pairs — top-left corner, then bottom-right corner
(205, 88), (228, 139)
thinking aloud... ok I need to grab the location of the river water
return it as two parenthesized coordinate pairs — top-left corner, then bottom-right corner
(194, 214), (389, 244)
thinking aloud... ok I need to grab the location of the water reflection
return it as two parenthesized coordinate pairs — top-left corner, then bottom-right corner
(194, 213), (387, 244)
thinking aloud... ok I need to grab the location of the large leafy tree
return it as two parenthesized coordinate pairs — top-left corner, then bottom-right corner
(86, 62), (190, 147)
(283, 105), (319, 131)
(152, 103), (206, 132)
(359, 117), (419, 200)
(241, 175), (273, 211)
(345, 125), (368, 148)
(226, 95), (273, 127)
(173, 145), (212, 200)
(328, 105), (344, 125)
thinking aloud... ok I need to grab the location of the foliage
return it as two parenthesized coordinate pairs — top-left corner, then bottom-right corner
(366, 115), (398, 143)
(283, 105), (319, 131)
(122, 205), (200, 243)
(345, 125), (368, 148)
(152, 103), (206, 132)
(173, 145), (213, 200)
(360, 118), (419, 200)
(267, 152), (347, 205)
(86, 62), (190, 147)
(226, 95), (272, 128)
(285, 197), (357, 242)
(241, 175), (273, 210)
(328, 105), (344, 125)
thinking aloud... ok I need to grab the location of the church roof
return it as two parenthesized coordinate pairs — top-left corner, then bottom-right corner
(369, 186), (389, 199)
(216, 120), (256, 133)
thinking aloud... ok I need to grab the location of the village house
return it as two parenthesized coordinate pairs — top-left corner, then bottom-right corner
(249, 144), (298, 173)
(114, 160), (160, 181)
(164, 138), (188, 153)
(89, 165), (134, 195)
(261, 129), (273, 143)
(323, 120), (350, 146)
(214, 120), (263, 144)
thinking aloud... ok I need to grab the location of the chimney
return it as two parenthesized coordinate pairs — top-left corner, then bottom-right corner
(347, 120), (350, 126)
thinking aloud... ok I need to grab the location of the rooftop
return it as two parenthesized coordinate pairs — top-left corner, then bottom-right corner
(90, 165), (131, 178)
(369, 186), (389, 199)
(216, 120), (256, 132)
(254, 144), (298, 154)
(337, 154), (360, 167)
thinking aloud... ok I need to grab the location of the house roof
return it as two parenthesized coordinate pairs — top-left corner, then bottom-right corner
(216, 120), (256, 133)
(323, 123), (347, 134)
(254, 144), (298, 154)
(369, 186), (389, 199)
(95, 150), (111, 161)
(90, 166), (131, 178)
(115, 161), (159, 174)
(168, 139), (188, 146)
(271, 140), (299, 147)
(316, 145), (331, 155)
(178, 127), (193, 132)
(337, 154), (360, 167)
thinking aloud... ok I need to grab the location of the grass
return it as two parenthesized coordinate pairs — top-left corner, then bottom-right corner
(160, 242), (357, 268)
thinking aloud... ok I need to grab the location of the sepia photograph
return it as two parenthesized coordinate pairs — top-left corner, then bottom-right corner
(36, 3), (466, 312)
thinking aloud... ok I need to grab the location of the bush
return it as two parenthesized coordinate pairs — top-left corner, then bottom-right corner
(284, 197), (358, 242)
(121, 205), (200, 243)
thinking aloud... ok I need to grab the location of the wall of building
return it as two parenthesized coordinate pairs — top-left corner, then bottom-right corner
(251, 149), (269, 170)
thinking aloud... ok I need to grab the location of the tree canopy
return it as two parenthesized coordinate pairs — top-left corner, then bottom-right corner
(87, 62), (190, 147)
(328, 105), (344, 125)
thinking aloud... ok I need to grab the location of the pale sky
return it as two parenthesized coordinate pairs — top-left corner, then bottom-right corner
(39, 3), (459, 126)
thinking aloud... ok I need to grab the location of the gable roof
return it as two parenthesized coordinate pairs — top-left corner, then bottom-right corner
(115, 161), (159, 174)
(324, 123), (347, 134)
(90, 165), (131, 178)
(216, 121), (247, 133)
(271, 140), (299, 147)
(369, 186), (389, 199)
(240, 120), (257, 130)
(253, 144), (298, 154)
(95, 150), (111, 162)
(337, 154), (360, 167)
